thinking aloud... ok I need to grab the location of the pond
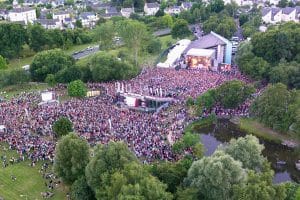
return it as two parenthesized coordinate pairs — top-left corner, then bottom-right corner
(197, 119), (300, 184)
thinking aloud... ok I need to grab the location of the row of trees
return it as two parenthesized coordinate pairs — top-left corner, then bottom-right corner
(236, 23), (300, 89)
(250, 83), (300, 134)
(0, 23), (92, 59)
(54, 131), (300, 200)
(190, 80), (255, 114)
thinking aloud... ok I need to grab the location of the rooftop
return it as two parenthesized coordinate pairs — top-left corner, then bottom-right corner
(145, 2), (159, 8)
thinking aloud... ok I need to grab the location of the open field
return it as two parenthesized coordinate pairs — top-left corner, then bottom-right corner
(0, 144), (67, 200)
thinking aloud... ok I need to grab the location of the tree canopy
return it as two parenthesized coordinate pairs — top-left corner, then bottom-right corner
(171, 19), (192, 39)
(54, 133), (90, 185)
(67, 80), (87, 98)
(53, 117), (73, 138)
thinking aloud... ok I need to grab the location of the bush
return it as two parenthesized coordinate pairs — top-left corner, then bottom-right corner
(67, 80), (87, 98)
(53, 117), (73, 138)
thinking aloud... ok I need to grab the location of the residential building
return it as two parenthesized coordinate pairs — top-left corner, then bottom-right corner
(53, 11), (70, 24)
(79, 12), (98, 28)
(120, 7), (134, 18)
(0, 9), (8, 20)
(144, 2), (160, 15)
(282, 7), (297, 22)
(8, 7), (36, 25)
(164, 6), (182, 15)
(181, 2), (193, 10)
(34, 19), (61, 29)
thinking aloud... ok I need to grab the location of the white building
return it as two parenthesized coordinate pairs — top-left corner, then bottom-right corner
(262, 7), (298, 24)
(34, 19), (61, 29)
(282, 7), (297, 22)
(120, 7), (134, 18)
(8, 7), (36, 25)
(181, 2), (193, 10)
(164, 6), (182, 15)
(79, 12), (98, 28)
(144, 2), (160, 15)
(53, 11), (70, 24)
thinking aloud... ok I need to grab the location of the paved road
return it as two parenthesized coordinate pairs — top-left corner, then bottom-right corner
(233, 19), (244, 41)
(72, 45), (100, 60)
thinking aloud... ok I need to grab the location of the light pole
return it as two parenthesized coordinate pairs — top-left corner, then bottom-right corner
(20, 194), (28, 200)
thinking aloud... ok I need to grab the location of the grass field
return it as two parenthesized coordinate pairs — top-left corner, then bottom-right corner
(0, 82), (49, 100)
(8, 42), (98, 69)
(0, 144), (67, 200)
(238, 118), (300, 146)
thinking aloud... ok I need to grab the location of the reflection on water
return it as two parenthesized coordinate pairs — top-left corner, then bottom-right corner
(197, 119), (300, 184)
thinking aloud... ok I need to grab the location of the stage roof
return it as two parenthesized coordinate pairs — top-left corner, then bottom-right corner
(186, 48), (215, 57)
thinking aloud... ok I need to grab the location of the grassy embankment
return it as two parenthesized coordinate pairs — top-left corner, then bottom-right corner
(0, 143), (67, 200)
(237, 118), (300, 146)
(184, 115), (217, 133)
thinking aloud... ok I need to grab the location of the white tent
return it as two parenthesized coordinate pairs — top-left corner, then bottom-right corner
(186, 48), (215, 57)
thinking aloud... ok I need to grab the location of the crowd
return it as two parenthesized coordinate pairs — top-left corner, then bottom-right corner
(0, 68), (252, 163)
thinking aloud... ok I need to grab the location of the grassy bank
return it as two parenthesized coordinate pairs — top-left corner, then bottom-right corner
(0, 143), (67, 200)
(184, 115), (217, 133)
(237, 118), (300, 145)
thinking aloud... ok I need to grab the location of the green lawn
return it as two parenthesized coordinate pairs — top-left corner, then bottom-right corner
(158, 35), (177, 50)
(238, 118), (300, 146)
(0, 82), (49, 100)
(0, 144), (67, 200)
(8, 42), (98, 69)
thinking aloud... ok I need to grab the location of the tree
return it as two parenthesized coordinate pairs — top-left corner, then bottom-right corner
(88, 52), (138, 82)
(186, 150), (246, 199)
(0, 55), (7, 70)
(117, 20), (150, 66)
(239, 13), (249, 26)
(232, 162), (286, 200)
(93, 22), (115, 50)
(71, 176), (96, 200)
(161, 14), (173, 28)
(102, 162), (173, 200)
(278, 0), (288, 7)
(85, 141), (138, 193)
(67, 80), (87, 98)
(171, 19), (191, 39)
(222, 135), (265, 170)
(27, 24), (47, 52)
(250, 83), (298, 132)
(76, 20), (83, 28)
(30, 49), (75, 82)
(239, 55), (270, 80)
(203, 15), (236, 39)
(53, 117), (73, 138)
(54, 133), (90, 185)
(215, 80), (255, 108)
(225, 1), (238, 17)
(55, 66), (82, 83)
(0, 23), (27, 59)
(0, 69), (30, 87)
(209, 0), (225, 13)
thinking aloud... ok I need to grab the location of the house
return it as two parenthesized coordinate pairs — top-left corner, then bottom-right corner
(296, 6), (300, 21)
(34, 19), (61, 29)
(53, 11), (70, 23)
(120, 7), (134, 18)
(8, 7), (36, 25)
(181, 2), (193, 10)
(51, 0), (65, 8)
(0, 9), (8, 20)
(282, 7), (297, 22)
(79, 12), (98, 28)
(261, 7), (282, 24)
(90, 2), (111, 11)
(144, 2), (160, 15)
(164, 6), (182, 15)
(261, 8), (272, 23)
(105, 6), (118, 14)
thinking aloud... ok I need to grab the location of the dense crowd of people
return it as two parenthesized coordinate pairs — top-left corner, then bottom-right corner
(0, 68), (253, 163)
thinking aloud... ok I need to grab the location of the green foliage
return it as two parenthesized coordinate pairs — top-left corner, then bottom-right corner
(175, 187), (200, 200)
(209, 0), (225, 13)
(45, 74), (56, 87)
(239, 13), (249, 26)
(71, 176), (96, 200)
(186, 96), (195, 107)
(53, 117), (73, 138)
(85, 141), (138, 193)
(0, 23), (27, 59)
(186, 150), (246, 200)
(0, 55), (7, 70)
(215, 80), (255, 108)
(146, 38), (162, 54)
(171, 19), (191, 39)
(101, 162), (173, 200)
(116, 19), (150, 65)
(67, 80), (87, 98)
(250, 83), (300, 133)
(203, 14), (236, 39)
(27, 24), (48, 52)
(282, 182), (300, 200)
(150, 158), (193, 194)
(222, 135), (265, 170)
(88, 52), (139, 82)
(232, 162), (285, 200)
(55, 66), (82, 83)
(93, 22), (115, 50)
(54, 133), (90, 185)
(195, 89), (216, 111)
(30, 49), (75, 82)
(0, 69), (30, 87)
